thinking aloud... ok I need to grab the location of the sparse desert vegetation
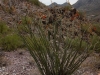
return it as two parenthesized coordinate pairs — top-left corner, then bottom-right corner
(0, 0), (100, 75)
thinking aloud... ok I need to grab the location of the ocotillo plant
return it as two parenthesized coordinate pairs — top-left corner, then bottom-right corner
(17, 16), (90, 75)
(50, 0), (52, 4)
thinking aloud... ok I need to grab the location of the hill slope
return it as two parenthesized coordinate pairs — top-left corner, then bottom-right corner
(49, 2), (68, 7)
(0, 0), (47, 27)
(73, 0), (100, 16)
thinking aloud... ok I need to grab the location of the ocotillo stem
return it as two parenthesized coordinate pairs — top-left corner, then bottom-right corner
(50, 0), (52, 4)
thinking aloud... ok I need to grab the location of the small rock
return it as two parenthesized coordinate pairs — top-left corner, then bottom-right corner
(2, 67), (5, 71)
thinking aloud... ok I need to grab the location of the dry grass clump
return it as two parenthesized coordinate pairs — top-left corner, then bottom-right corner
(0, 21), (23, 51)
(1, 34), (23, 51)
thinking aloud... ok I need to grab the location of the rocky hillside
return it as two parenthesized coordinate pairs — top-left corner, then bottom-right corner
(0, 0), (100, 75)
(73, 0), (100, 16)
(49, 2), (68, 7)
(49, 0), (100, 18)
(0, 0), (46, 27)
(49, 2), (59, 7)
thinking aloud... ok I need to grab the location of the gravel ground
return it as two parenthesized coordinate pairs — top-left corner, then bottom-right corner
(0, 49), (40, 75)
(0, 49), (100, 75)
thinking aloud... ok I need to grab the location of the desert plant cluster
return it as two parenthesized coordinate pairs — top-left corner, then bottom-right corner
(0, 0), (100, 75)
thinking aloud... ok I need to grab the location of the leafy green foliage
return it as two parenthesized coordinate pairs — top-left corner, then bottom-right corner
(1, 34), (23, 51)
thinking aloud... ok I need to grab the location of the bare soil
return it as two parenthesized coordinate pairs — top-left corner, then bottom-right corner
(0, 49), (100, 75)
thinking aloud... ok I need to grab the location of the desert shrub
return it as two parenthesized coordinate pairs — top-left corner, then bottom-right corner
(21, 16), (33, 24)
(17, 16), (33, 34)
(81, 24), (91, 33)
(65, 37), (88, 51)
(27, 0), (40, 6)
(0, 21), (9, 34)
(81, 24), (88, 32)
(0, 34), (2, 47)
(90, 35), (100, 53)
(81, 23), (100, 36)
(18, 18), (90, 75)
(92, 23), (100, 36)
(78, 11), (85, 18)
(64, 5), (72, 10)
(1, 34), (23, 51)
(17, 24), (30, 34)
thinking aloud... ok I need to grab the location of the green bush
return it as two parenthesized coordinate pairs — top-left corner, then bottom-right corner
(1, 34), (23, 51)
(0, 21), (8, 34)
(21, 16), (32, 24)
(90, 35), (100, 52)
(0, 34), (2, 46)
(81, 24), (89, 33)
(27, 0), (40, 6)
